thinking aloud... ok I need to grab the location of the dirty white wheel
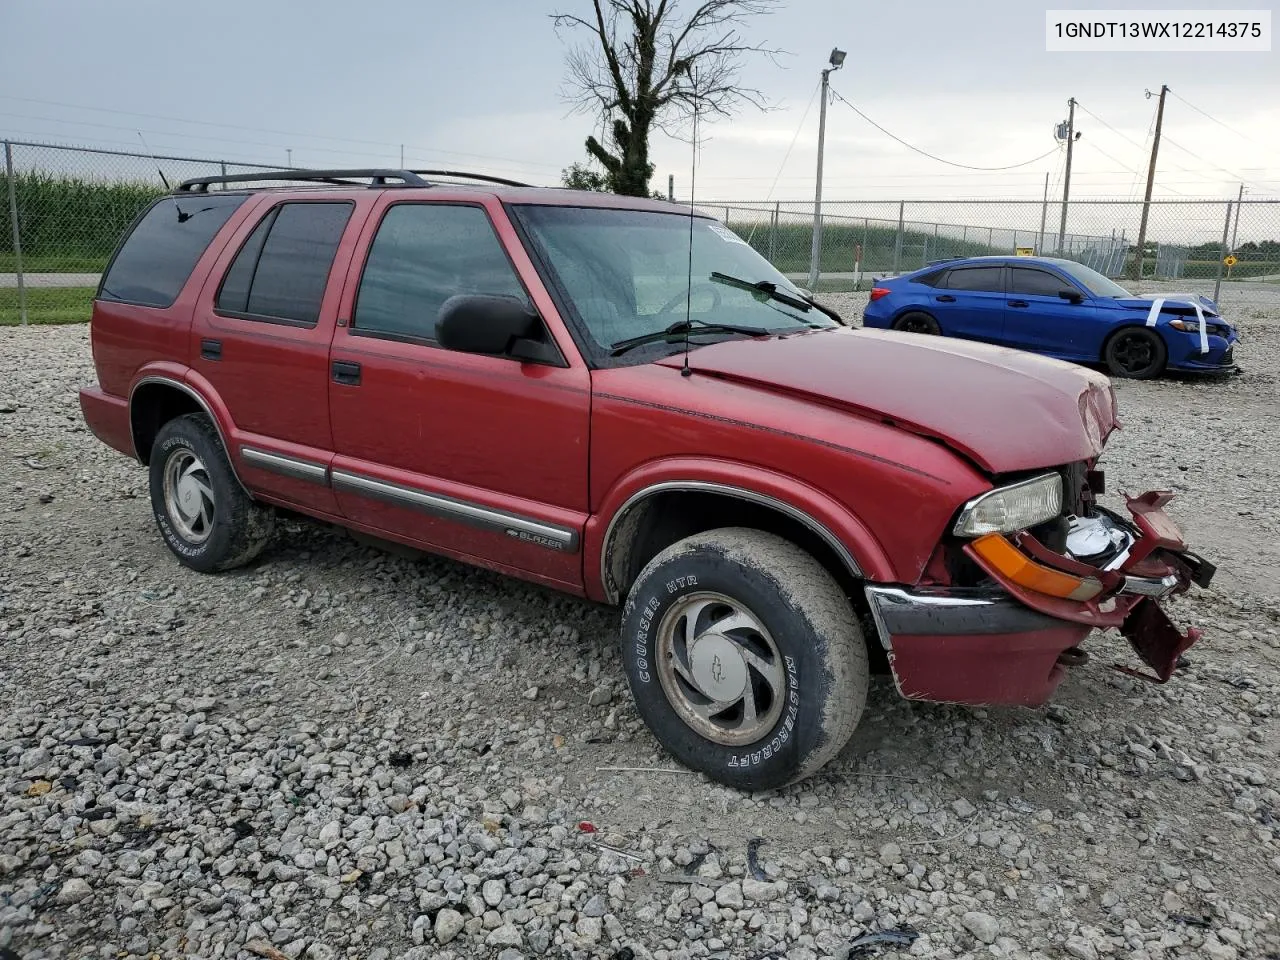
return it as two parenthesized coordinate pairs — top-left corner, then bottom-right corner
(621, 527), (868, 790)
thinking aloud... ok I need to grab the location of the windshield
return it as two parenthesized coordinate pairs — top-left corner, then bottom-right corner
(513, 205), (835, 357)
(1052, 258), (1132, 298)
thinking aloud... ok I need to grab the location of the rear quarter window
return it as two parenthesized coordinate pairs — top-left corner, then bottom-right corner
(99, 195), (247, 308)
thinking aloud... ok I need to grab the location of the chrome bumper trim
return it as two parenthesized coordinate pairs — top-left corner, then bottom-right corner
(1119, 573), (1179, 598)
(864, 585), (1063, 650)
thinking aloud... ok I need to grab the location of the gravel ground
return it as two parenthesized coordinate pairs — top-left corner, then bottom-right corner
(2, 295), (1279, 960)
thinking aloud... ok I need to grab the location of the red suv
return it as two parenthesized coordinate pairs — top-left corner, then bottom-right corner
(80, 169), (1214, 789)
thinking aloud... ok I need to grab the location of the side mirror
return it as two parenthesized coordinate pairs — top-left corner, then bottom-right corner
(1058, 289), (1084, 303)
(436, 294), (547, 359)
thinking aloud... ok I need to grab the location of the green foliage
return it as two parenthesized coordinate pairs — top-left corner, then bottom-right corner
(725, 217), (998, 274)
(0, 171), (164, 272)
(561, 163), (610, 192)
(0, 286), (95, 325)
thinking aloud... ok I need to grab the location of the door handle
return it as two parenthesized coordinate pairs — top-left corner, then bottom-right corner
(200, 338), (222, 361)
(936, 295), (956, 302)
(331, 360), (362, 386)
(1009, 300), (1029, 308)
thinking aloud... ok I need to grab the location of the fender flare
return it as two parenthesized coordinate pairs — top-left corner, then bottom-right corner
(587, 458), (895, 603)
(128, 368), (248, 493)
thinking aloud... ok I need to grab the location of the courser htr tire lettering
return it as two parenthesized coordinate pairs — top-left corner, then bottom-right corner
(148, 413), (274, 573)
(620, 527), (868, 789)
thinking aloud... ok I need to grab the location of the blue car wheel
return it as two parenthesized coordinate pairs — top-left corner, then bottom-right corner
(892, 311), (941, 335)
(1103, 327), (1168, 379)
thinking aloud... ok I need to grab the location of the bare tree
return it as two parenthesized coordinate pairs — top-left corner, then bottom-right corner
(553, 0), (782, 197)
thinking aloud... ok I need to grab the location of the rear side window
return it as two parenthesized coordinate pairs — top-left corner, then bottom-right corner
(1010, 267), (1069, 297)
(944, 266), (1004, 292)
(99, 195), (247, 308)
(914, 269), (945, 287)
(353, 203), (527, 342)
(216, 201), (353, 325)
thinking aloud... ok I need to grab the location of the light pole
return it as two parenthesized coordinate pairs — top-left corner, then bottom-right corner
(808, 47), (845, 291)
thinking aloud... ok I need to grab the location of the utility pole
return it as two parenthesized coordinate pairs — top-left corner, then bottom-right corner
(1056, 97), (1077, 253)
(286, 148), (293, 168)
(1132, 84), (1168, 281)
(400, 144), (405, 168)
(1038, 171), (1050, 254)
(668, 173), (674, 201)
(808, 47), (846, 290)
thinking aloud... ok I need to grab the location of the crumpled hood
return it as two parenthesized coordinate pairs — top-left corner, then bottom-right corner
(655, 328), (1118, 474)
(1113, 292), (1222, 318)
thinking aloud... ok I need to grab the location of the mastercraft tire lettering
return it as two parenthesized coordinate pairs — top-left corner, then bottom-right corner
(620, 528), (869, 790)
(148, 414), (275, 574)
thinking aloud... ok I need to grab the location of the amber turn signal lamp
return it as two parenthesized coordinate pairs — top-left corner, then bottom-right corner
(971, 534), (1104, 601)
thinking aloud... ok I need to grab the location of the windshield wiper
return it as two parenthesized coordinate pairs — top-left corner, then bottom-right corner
(609, 318), (766, 357)
(710, 272), (814, 311)
(709, 272), (846, 327)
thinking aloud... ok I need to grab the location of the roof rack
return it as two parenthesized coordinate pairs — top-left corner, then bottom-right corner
(178, 169), (430, 193)
(177, 168), (537, 193)
(408, 169), (534, 188)
(926, 257), (965, 265)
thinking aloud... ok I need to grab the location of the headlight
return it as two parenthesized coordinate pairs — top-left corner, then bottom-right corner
(1169, 318), (1226, 336)
(953, 473), (1063, 537)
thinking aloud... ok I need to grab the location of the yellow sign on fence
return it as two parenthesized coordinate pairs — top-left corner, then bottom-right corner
(1224, 254), (1238, 267)
(1016, 247), (1036, 256)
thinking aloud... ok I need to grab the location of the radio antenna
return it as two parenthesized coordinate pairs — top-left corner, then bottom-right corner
(681, 66), (699, 378)
(136, 131), (170, 190)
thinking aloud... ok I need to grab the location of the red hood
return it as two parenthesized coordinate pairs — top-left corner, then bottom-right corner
(655, 328), (1118, 474)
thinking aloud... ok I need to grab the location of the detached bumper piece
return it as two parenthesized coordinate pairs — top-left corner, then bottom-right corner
(870, 490), (1213, 706)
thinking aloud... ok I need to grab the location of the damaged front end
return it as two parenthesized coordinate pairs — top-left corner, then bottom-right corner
(967, 490), (1214, 683)
(866, 471), (1215, 706)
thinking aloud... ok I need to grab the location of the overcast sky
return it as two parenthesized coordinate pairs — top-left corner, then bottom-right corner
(2, 0), (1276, 206)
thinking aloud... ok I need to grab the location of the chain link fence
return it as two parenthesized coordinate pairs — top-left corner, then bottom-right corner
(2, 140), (281, 324)
(710, 197), (1280, 309)
(3, 138), (1279, 324)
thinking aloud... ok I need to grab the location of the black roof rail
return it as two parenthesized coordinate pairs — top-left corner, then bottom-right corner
(926, 256), (965, 265)
(177, 169), (430, 193)
(409, 169), (535, 188)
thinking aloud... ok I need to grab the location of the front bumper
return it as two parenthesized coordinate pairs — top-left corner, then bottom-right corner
(1168, 333), (1240, 373)
(866, 491), (1212, 707)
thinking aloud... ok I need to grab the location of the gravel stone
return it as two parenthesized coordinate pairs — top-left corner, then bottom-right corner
(962, 911), (1001, 944)
(3, 302), (1280, 959)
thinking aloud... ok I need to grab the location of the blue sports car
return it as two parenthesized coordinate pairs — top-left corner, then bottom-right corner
(861, 256), (1240, 379)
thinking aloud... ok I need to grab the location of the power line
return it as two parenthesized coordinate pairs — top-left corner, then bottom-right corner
(1167, 88), (1266, 147)
(1074, 102), (1146, 150)
(829, 88), (1061, 171)
(760, 80), (820, 202)
(1161, 135), (1263, 189)
(0, 95), (566, 172)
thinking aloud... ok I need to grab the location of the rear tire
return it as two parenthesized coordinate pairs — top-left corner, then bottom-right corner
(620, 528), (868, 790)
(1104, 327), (1167, 379)
(148, 413), (274, 573)
(893, 311), (941, 335)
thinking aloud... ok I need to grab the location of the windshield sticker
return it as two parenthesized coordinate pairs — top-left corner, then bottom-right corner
(708, 222), (749, 245)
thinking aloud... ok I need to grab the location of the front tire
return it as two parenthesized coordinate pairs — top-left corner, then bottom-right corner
(893, 311), (941, 335)
(148, 414), (274, 573)
(1104, 327), (1167, 379)
(620, 528), (868, 790)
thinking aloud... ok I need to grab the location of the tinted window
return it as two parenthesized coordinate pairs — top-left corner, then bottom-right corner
(1010, 267), (1069, 297)
(100, 195), (246, 307)
(914, 269), (945, 287)
(215, 210), (274, 314)
(217, 202), (352, 325)
(1053, 259), (1131, 298)
(354, 204), (526, 340)
(945, 266), (1004, 292)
